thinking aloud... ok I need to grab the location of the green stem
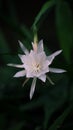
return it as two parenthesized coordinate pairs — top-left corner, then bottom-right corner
(33, 25), (38, 44)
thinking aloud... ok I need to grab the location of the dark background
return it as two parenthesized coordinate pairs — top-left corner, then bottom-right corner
(0, 0), (73, 52)
(0, 0), (73, 130)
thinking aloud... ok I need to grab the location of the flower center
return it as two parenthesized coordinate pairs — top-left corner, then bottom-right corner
(36, 64), (40, 71)
(33, 63), (41, 73)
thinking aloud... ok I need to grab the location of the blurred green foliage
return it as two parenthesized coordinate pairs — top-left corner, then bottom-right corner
(0, 0), (73, 130)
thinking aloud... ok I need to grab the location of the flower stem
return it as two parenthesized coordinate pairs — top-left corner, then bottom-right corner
(33, 25), (38, 44)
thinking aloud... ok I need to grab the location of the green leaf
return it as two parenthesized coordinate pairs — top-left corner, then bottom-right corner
(32, 0), (55, 29)
(55, 1), (73, 63)
(48, 105), (72, 130)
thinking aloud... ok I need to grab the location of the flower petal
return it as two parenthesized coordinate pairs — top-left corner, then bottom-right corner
(49, 67), (66, 73)
(7, 63), (24, 68)
(37, 39), (44, 52)
(47, 50), (62, 64)
(30, 78), (37, 99)
(38, 74), (46, 82)
(18, 40), (29, 55)
(18, 54), (26, 63)
(13, 70), (26, 77)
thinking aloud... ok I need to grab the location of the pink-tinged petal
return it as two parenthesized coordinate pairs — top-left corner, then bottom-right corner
(43, 60), (50, 68)
(37, 39), (44, 52)
(18, 54), (26, 63)
(18, 40), (29, 55)
(7, 63), (24, 68)
(49, 67), (66, 73)
(35, 67), (49, 77)
(13, 70), (26, 77)
(26, 71), (34, 78)
(30, 78), (37, 99)
(47, 50), (62, 64)
(38, 74), (46, 82)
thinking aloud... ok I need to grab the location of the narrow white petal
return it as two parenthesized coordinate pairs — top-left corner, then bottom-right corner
(13, 70), (26, 77)
(37, 39), (44, 52)
(18, 54), (25, 63)
(49, 50), (62, 57)
(18, 40), (29, 55)
(7, 63), (24, 68)
(30, 78), (37, 99)
(49, 67), (66, 73)
(47, 50), (62, 64)
(38, 74), (46, 82)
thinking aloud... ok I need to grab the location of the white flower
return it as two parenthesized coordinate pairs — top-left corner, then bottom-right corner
(7, 40), (66, 99)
